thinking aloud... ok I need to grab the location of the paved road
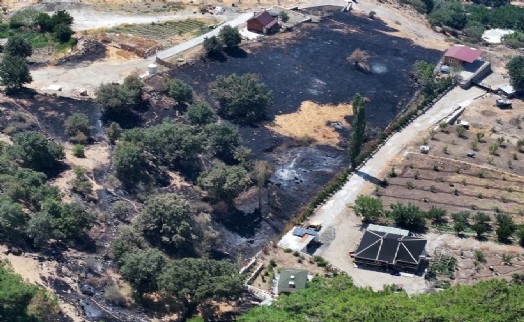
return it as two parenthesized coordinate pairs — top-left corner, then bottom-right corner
(149, 12), (254, 60)
(303, 86), (486, 292)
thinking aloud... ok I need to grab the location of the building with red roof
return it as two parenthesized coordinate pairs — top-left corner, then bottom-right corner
(247, 11), (279, 34)
(443, 45), (483, 66)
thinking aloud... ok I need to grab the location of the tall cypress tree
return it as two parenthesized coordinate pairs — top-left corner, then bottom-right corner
(349, 93), (366, 168)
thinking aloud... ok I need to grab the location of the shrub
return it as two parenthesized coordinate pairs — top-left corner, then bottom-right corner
(187, 102), (216, 125)
(65, 113), (90, 140)
(203, 36), (223, 54)
(218, 25), (241, 48)
(54, 23), (73, 43)
(279, 11), (290, 23)
(72, 144), (85, 158)
(166, 79), (193, 103)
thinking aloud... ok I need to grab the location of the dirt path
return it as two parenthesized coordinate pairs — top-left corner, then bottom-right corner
(303, 87), (486, 293)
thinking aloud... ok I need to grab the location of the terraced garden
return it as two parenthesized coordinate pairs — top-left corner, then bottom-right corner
(107, 18), (215, 42)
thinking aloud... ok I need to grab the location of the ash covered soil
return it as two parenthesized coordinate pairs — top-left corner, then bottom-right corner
(161, 8), (442, 254)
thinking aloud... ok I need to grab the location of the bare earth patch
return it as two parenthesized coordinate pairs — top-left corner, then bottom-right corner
(266, 101), (351, 145)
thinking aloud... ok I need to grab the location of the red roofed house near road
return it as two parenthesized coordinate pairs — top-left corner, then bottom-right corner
(247, 11), (279, 34)
(443, 45), (483, 66)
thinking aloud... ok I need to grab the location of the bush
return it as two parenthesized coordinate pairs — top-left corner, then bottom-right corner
(428, 2), (467, 30)
(53, 23), (73, 43)
(507, 56), (524, 93)
(70, 167), (93, 197)
(72, 144), (85, 158)
(113, 141), (147, 186)
(209, 73), (272, 124)
(495, 213), (516, 241)
(219, 25), (242, 48)
(9, 131), (64, 173)
(198, 164), (251, 203)
(5, 36), (33, 58)
(354, 195), (383, 223)
(106, 122), (123, 142)
(279, 11), (290, 23)
(96, 75), (143, 118)
(65, 113), (90, 139)
(0, 54), (33, 91)
(166, 79), (193, 103)
(203, 36), (223, 54)
(389, 202), (426, 232)
(187, 102), (217, 125)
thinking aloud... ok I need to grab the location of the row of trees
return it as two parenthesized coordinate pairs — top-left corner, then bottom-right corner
(353, 195), (523, 243)
(240, 275), (524, 321)
(110, 193), (243, 318)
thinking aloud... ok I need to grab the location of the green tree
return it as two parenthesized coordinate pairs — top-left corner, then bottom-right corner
(0, 55), (33, 91)
(96, 75), (143, 117)
(463, 21), (485, 42)
(203, 36), (223, 54)
(64, 113), (90, 140)
(157, 258), (244, 319)
(353, 195), (383, 223)
(106, 122), (123, 143)
(119, 248), (166, 295)
(0, 196), (27, 241)
(426, 206), (447, 224)
(9, 131), (64, 174)
(35, 200), (95, 241)
(5, 36), (33, 58)
(35, 12), (53, 32)
(240, 275), (524, 322)
(206, 122), (240, 161)
(53, 23), (73, 43)
(452, 211), (470, 235)
(187, 102), (217, 125)
(507, 56), (524, 93)
(209, 73), (272, 124)
(198, 164), (251, 203)
(113, 141), (147, 186)
(219, 25), (242, 48)
(110, 225), (146, 263)
(279, 11), (290, 23)
(516, 227), (524, 247)
(134, 193), (197, 255)
(349, 93), (366, 167)
(428, 2), (467, 30)
(166, 79), (193, 103)
(389, 202), (426, 232)
(495, 213), (516, 242)
(472, 212), (491, 238)
(51, 10), (74, 27)
(132, 120), (204, 171)
(0, 267), (53, 321)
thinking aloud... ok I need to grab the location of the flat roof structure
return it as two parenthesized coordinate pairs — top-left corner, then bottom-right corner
(277, 268), (308, 294)
(278, 227), (317, 252)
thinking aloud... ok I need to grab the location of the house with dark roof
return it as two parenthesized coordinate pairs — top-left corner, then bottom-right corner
(276, 268), (309, 294)
(443, 45), (483, 67)
(247, 11), (279, 34)
(353, 226), (427, 272)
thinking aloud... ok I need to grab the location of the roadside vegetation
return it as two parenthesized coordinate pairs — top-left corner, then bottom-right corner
(240, 274), (524, 321)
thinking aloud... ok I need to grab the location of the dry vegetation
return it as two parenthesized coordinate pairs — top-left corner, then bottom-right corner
(267, 101), (351, 146)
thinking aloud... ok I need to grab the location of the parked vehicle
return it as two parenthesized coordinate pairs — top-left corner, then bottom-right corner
(496, 98), (512, 109)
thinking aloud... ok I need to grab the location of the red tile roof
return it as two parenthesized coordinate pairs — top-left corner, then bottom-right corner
(444, 45), (483, 63)
(248, 11), (278, 28)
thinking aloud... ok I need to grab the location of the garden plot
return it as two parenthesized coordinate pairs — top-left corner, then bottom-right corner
(105, 19), (216, 51)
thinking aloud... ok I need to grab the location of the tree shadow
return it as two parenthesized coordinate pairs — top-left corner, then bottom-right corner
(224, 47), (248, 58)
(355, 170), (385, 186)
(202, 51), (228, 63)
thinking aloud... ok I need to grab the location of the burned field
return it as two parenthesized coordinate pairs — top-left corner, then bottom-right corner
(150, 10), (442, 253)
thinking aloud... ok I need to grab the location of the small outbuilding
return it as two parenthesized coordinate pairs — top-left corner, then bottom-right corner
(247, 11), (279, 34)
(443, 45), (483, 67)
(277, 269), (309, 294)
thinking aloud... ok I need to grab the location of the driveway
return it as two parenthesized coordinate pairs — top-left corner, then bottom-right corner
(305, 86), (486, 293)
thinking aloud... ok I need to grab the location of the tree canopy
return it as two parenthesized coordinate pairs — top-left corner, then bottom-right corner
(219, 25), (242, 48)
(203, 36), (223, 54)
(507, 56), (524, 93)
(198, 164), (251, 203)
(187, 102), (217, 125)
(9, 131), (64, 174)
(5, 36), (33, 58)
(353, 195), (383, 223)
(95, 75), (144, 118)
(166, 79), (193, 103)
(113, 141), (147, 186)
(0, 55), (33, 91)
(240, 275), (524, 322)
(209, 73), (272, 124)
(389, 202), (426, 232)
(206, 122), (241, 162)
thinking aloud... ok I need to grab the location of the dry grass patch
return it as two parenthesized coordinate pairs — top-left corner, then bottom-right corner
(267, 100), (352, 146)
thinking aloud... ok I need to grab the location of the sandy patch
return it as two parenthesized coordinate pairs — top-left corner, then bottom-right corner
(64, 142), (111, 171)
(105, 46), (139, 62)
(267, 101), (352, 145)
(167, 170), (191, 188)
